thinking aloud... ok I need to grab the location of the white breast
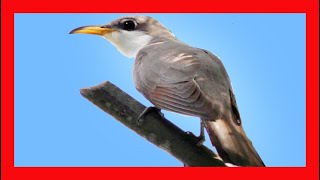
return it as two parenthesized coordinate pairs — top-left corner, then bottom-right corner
(103, 30), (153, 58)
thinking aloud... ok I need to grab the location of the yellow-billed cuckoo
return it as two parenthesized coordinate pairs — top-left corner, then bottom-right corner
(70, 16), (265, 166)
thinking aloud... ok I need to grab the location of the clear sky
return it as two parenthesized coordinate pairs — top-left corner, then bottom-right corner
(14, 14), (306, 166)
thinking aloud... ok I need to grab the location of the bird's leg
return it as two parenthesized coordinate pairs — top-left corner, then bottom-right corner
(186, 121), (206, 146)
(137, 106), (164, 122)
(197, 121), (206, 146)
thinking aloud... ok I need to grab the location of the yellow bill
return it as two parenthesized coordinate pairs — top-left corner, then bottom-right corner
(69, 25), (115, 36)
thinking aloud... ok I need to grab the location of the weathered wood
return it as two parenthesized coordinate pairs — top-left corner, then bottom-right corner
(80, 81), (226, 166)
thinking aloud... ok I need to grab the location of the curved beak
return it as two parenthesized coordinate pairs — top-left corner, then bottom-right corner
(69, 25), (115, 36)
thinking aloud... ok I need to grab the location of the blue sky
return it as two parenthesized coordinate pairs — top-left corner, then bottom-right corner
(14, 14), (306, 166)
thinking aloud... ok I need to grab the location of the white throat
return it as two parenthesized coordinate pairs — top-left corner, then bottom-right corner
(103, 30), (152, 58)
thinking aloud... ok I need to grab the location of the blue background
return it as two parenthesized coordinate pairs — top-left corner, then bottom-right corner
(14, 14), (306, 166)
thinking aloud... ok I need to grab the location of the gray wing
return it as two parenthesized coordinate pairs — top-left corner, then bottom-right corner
(134, 38), (237, 120)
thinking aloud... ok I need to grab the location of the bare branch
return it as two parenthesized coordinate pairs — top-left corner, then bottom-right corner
(80, 81), (226, 166)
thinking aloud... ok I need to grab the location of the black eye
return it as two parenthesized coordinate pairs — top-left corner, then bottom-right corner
(123, 20), (136, 31)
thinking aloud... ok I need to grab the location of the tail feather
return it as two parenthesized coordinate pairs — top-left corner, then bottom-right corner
(203, 119), (265, 166)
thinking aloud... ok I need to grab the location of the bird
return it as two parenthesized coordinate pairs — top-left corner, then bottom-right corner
(70, 16), (265, 166)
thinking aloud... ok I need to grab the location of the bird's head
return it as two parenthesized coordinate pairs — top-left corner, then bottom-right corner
(70, 16), (175, 58)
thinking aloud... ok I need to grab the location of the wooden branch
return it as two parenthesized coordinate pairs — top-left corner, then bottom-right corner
(80, 81), (226, 166)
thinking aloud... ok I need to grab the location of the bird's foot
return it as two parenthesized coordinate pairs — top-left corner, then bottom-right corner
(197, 121), (206, 146)
(137, 106), (163, 123)
(196, 133), (205, 146)
(186, 121), (206, 146)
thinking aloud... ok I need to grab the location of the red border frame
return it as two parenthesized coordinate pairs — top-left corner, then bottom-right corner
(1, 0), (319, 179)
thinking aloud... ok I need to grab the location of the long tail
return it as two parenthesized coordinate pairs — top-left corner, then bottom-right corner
(202, 118), (265, 166)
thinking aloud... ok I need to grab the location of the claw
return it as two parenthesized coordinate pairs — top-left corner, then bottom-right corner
(186, 121), (206, 146)
(196, 135), (205, 146)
